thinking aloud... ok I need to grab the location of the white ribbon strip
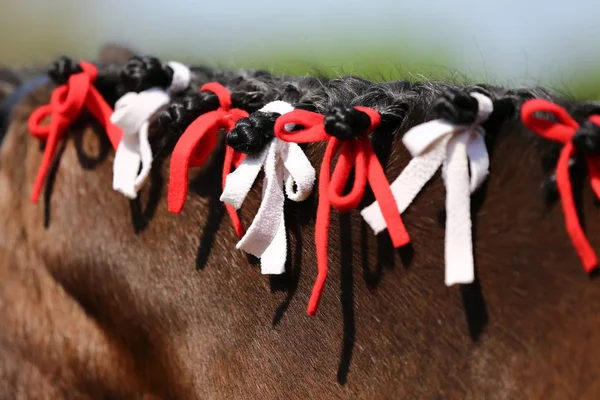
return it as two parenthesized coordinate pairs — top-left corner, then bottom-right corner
(111, 61), (191, 199)
(361, 92), (493, 286)
(220, 101), (315, 274)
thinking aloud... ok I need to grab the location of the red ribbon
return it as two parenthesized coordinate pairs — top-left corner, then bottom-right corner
(27, 61), (122, 203)
(521, 99), (600, 272)
(274, 107), (410, 316)
(168, 82), (247, 238)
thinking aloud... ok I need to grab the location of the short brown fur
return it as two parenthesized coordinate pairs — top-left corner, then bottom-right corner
(1, 57), (600, 399)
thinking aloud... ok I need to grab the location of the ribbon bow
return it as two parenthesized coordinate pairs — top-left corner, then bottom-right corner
(521, 99), (600, 272)
(362, 92), (493, 286)
(111, 61), (191, 199)
(274, 107), (409, 316)
(28, 61), (122, 203)
(168, 82), (248, 238)
(221, 101), (315, 274)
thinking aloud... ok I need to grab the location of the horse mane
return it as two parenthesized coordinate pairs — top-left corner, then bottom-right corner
(2, 51), (600, 398)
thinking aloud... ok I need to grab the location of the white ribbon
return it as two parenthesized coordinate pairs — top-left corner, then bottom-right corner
(111, 61), (191, 199)
(361, 92), (493, 286)
(220, 101), (315, 274)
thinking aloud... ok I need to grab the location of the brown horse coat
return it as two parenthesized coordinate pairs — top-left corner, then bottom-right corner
(1, 51), (600, 399)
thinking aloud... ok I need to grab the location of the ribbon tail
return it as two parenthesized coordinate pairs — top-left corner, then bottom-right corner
(132, 122), (154, 193)
(86, 87), (122, 150)
(236, 143), (285, 257)
(444, 136), (475, 286)
(556, 144), (598, 272)
(112, 133), (142, 199)
(220, 144), (269, 209)
(307, 143), (335, 316)
(365, 145), (410, 247)
(256, 209), (287, 275)
(309, 190), (330, 316)
(361, 142), (445, 234)
(466, 130), (489, 193)
(223, 146), (245, 238)
(168, 116), (219, 213)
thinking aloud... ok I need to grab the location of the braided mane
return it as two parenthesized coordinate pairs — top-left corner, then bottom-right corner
(1, 53), (600, 398)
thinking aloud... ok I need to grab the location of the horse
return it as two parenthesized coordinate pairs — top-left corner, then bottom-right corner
(1, 44), (600, 399)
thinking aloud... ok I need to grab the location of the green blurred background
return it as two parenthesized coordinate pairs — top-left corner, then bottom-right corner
(1, 0), (599, 98)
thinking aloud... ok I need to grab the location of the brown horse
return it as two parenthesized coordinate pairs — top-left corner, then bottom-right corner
(1, 46), (600, 399)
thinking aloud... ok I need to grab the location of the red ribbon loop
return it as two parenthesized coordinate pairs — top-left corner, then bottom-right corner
(521, 99), (600, 272)
(327, 138), (368, 211)
(274, 107), (410, 315)
(167, 82), (248, 238)
(27, 61), (122, 203)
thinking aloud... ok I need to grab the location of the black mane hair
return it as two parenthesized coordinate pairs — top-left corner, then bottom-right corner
(26, 55), (600, 210)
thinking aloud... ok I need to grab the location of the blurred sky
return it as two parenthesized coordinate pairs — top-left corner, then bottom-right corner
(1, 0), (599, 89)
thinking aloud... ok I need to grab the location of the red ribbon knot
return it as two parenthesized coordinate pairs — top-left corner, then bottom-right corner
(27, 61), (122, 203)
(521, 99), (600, 272)
(168, 82), (247, 238)
(274, 107), (409, 316)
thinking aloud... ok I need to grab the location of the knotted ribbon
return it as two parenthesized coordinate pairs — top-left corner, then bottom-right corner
(362, 92), (493, 286)
(274, 107), (409, 316)
(28, 61), (122, 203)
(521, 99), (600, 272)
(221, 101), (315, 274)
(110, 61), (191, 199)
(168, 82), (247, 238)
